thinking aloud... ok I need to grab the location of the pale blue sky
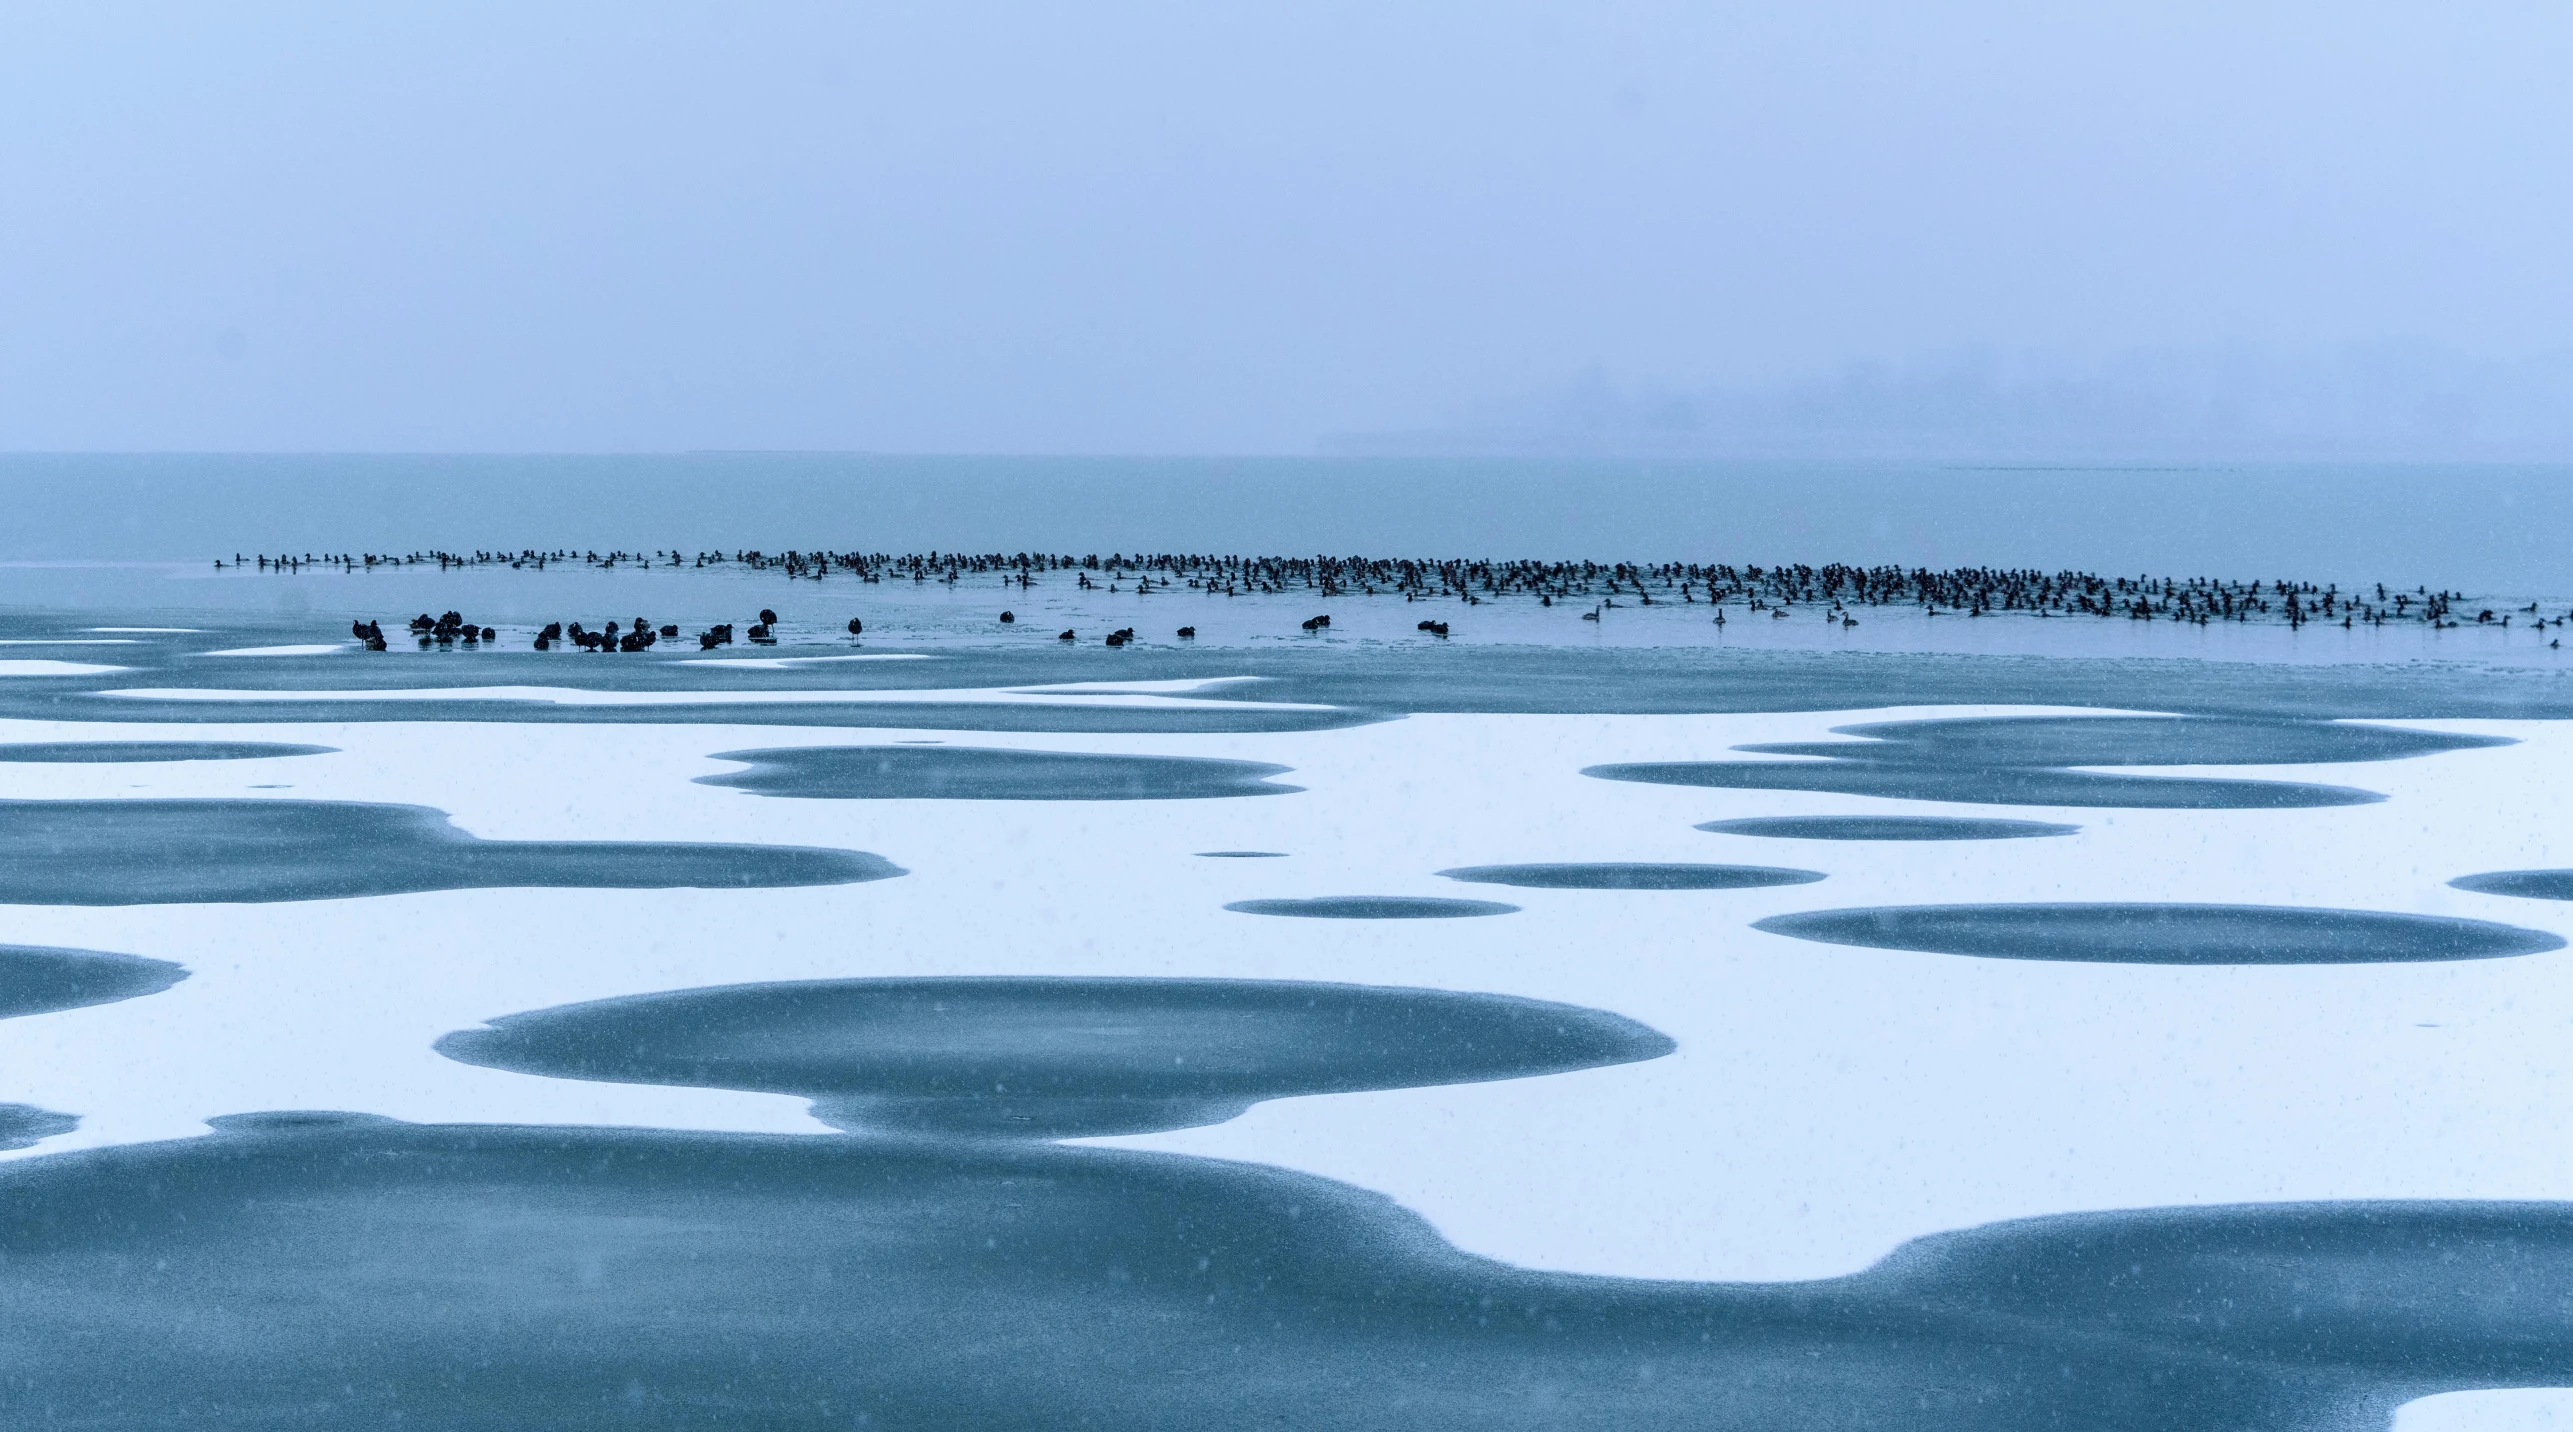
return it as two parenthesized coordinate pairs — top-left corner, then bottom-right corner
(1, 2), (2565, 454)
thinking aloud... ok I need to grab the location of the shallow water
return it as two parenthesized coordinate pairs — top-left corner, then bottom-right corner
(0, 1104), (76, 1150)
(0, 740), (334, 762)
(1224, 896), (1523, 919)
(439, 976), (1670, 1138)
(0, 944), (187, 1018)
(1, 1109), (2566, 1427)
(1755, 904), (2566, 965)
(2450, 870), (2573, 902)
(1697, 815), (2080, 840)
(1586, 714), (2504, 809)
(1438, 862), (1824, 891)
(697, 745), (1301, 801)
(0, 799), (901, 904)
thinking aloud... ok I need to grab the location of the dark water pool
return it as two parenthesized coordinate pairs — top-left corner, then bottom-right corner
(1698, 815), (2079, 840)
(0, 800), (901, 904)
(698, 745), (1300, 800)
(2449, 870), (2573, 902)
(1589, 715), (2501, 810)
(438, 976), (1670, 1138)
(1224, 895), (1520, 920)
(1755, 903), (2564, 964)
(1438, 862), (1823, 891)
(0, 1105), (77, 1150)
(0, 1116), (2564, 1428)
(0, 944), (187, 1017)
(0, 741), (334, 762)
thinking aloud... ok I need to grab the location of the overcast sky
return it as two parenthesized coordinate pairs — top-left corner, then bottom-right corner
(1, 2), (2565, 455)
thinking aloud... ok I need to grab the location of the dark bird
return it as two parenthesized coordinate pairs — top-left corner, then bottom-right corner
(759, 609), (779, 626)
(1176, 626), (1195, 638)
(997, 612), (1013, 624)
(1058, 629), (1076, 641)
(848, 618), (865, 634)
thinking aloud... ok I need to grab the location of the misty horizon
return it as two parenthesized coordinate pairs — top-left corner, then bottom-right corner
(5, 3), (2567, 459)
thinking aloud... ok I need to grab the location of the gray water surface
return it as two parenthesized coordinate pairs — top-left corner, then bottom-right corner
(1698, 816), (2081, 840)
(0, 741), (334, 762)
(0, 1105), (78, 1151)
(1224, 896), (1522, 920)
(438, 976), (1672, 1139)
(697, 746), (1301, 801)
(0, 800), (902, 904)
(0, 1115), (2560, 1429)
(1756, 903), (2565, 964)
(1438, 863), (1824, 891)
(1588, 715), (2502, 810)
(2449, 870), (2573, 902)
(0, 944), (188, 1018)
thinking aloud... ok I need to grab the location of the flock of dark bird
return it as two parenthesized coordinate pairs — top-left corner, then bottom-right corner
(245, 548), (2567, 649)
(361, 608), (861, 652)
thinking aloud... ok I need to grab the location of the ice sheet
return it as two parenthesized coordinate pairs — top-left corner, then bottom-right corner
(0, 702), (2564, 1293)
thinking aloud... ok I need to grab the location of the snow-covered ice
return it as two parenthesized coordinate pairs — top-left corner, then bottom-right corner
(1, 701), (2566, 1289)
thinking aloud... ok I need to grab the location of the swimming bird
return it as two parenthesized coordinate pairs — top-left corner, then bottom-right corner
(1057, 629), (1076, 641)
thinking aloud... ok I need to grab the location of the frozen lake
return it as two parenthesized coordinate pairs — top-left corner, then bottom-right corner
(2, 572), (2571, 1427)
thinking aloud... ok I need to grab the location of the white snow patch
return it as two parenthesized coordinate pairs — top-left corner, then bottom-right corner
(0, 660), (129, 676)
(2398, 1390), (2573, 1430)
